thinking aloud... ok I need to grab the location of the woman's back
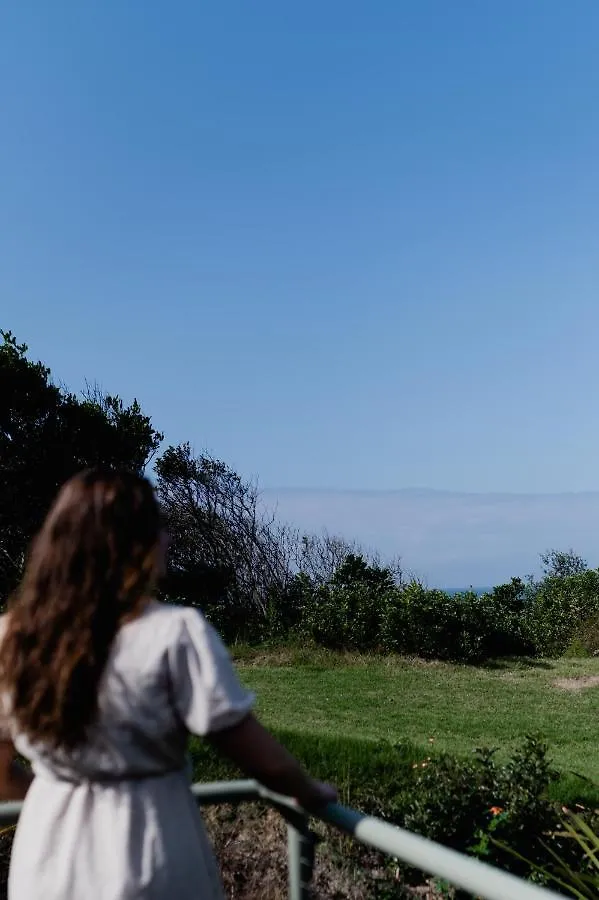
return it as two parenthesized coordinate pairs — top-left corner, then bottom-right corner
(0, 470), (334, 900)
(4, 602), (254, 900)
(8, 602), (253, 786)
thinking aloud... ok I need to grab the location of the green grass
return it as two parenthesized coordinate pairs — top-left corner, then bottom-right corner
(190, 728), (423, 813)
(229, 647), (599, 802)
(188, 648), (599, 887)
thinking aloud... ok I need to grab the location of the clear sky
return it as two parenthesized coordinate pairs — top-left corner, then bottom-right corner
(2, 1), (599, 498)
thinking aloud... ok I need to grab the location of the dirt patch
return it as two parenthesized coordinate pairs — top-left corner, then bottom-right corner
(553, 675), (599, 692)
(204, 804), (400, 898)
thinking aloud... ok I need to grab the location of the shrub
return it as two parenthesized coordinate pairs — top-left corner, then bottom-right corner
(299, 555), (398, 650)
(300, 579), (394, 650)
(295, 572), (536, 663)
(526, 571), (599, 656)
(380, 581), (532, 663)
(403, 735), (574, 878)
(498, 808), (599, 899)
(568, 614), (599, 659)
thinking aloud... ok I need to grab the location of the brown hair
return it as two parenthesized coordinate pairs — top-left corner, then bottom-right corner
(0, 469), (162, 750)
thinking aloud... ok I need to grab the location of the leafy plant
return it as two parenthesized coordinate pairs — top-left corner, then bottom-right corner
(494, 809), (599, 898)
(526, 571), (599, 657)
(299, 555), (398, 650)
(404, 735), (564, 876)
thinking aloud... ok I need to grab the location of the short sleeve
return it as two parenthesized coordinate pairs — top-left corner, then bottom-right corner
(167, 609), (255, 736)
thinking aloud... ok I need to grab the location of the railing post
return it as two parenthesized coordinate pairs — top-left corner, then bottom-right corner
(287, 813), (315, 900)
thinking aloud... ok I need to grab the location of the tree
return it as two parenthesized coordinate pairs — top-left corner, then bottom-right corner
(331, 553), (398, 594)
(155, 443), (293, 637)
(0, 331), (163, 601)
(540, 548), (588, 579)
(295, 530), (402, 586)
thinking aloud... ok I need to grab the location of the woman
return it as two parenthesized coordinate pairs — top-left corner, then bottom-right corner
(0, 469), (335, 899)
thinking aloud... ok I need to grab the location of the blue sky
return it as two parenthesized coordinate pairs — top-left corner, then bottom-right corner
(2, 2), (599, 580)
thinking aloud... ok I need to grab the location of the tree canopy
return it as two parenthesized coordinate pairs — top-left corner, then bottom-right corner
(0, 330), (163, 600)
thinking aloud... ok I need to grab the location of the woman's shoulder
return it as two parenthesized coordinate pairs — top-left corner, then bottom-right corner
(111, 603), (210, 673)
(143, 602), (233, 664)
(121, 603), (233, 683)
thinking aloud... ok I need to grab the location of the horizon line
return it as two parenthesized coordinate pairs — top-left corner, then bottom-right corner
(261, 486), (599, 499)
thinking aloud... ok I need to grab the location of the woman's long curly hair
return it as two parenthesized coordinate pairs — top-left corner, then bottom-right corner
(0, 469), (162, 750)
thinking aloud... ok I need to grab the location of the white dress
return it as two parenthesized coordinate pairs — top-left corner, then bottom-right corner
(1, 601), (255, 900)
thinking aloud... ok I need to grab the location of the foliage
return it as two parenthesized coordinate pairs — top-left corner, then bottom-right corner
(296, 573), (534, 662)
(0, 331), (162, 602)
(569, 615), (599, 658)
(403, 735), (581, 878)
(295, 531), (403, 587)
(385, 581), (533, 662)
(287, 563), (599, 663)
(298, 554), (398, 650)
(492, 807), (599, 900)
(541, 549), (588, 579)
(155, 443), (295, 640)
(526, 571), (599, 657)
(286, 559), (599, 664)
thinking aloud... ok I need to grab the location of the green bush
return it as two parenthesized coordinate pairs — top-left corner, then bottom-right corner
(403, 735), (583, 880)
(567, 614), (599, 659)
(370, 580), (531, 662)
(296, 574), (536, 663)
(397, 586), (491, 661)
(499, 808), (599, 899)
(218, 548), (599, 664)
(526, 571), (599, 656)
(299, 555), (398, 650)
(299, 580), (390, 650)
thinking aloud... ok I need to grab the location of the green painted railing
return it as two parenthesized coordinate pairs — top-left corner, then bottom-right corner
(0, 780), (564, 900)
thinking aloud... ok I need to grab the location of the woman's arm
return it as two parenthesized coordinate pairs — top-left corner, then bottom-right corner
(207, 714), (336, 811)
(168, 611), (336, 810)
(0, 742), (32, 801)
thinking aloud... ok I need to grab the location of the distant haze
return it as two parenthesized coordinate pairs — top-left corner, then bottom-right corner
(262, 489), (599, 588)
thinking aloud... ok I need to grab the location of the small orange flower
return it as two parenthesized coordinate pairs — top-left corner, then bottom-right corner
(489, 806), (504, 816)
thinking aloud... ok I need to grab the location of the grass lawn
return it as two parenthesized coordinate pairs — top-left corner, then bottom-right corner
(232, 648), (599, 790)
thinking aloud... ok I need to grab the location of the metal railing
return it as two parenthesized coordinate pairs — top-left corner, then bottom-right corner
(0, 780), (564, 900)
